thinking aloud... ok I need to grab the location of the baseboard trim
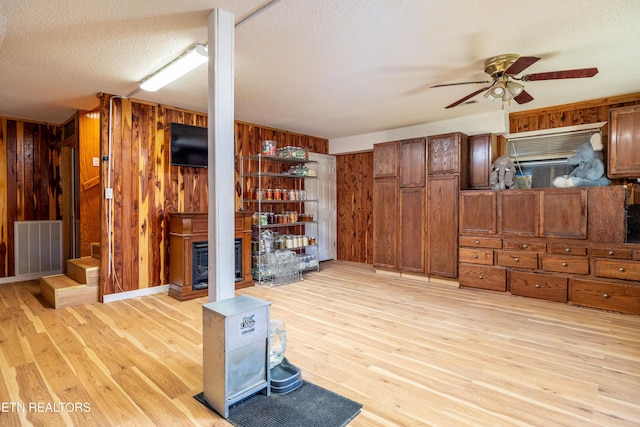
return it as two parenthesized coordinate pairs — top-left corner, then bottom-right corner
(103, 284), (170, 303)
(0, 271), (63, 285)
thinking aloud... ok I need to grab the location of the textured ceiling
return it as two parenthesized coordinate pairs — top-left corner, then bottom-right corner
(1, 0), (639, 141)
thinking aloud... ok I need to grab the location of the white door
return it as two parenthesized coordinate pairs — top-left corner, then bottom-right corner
(306, 153), (336, 261)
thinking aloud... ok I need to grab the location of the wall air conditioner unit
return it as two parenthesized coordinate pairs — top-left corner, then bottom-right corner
(503, 122), (607, 189)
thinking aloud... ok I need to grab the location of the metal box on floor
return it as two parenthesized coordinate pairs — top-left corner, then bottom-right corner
(202, 295), (271, 418)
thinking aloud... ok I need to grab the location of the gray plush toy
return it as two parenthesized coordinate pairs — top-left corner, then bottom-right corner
(490, 155), (516, 190)
(553, 134), (610, 188)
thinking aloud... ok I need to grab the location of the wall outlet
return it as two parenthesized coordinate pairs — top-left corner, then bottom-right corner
(93, 157), (100, 167)
(105, 188), (113, 199)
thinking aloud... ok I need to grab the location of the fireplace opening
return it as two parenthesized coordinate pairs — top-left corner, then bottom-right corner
(192, 238), (243, 290)
(192, 241), (208, 290)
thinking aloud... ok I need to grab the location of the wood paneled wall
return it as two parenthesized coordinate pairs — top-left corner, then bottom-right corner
(336, 152), (374, 264)
(508, 92), (640, 133)
(0, 118), (61, 277)
(98, 95), (328, 297)
(78, 111), (102, 257)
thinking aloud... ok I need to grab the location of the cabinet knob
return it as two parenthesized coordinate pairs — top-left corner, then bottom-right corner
(478, 274), (484, 279)
(603, 293), (610, 299)
(475, 240), (480, 245)
(535, 284), (541, 288)
(473, 254), (478, 259)
(565, 248), (571, 253)
(522, 244), (528, 249)
(619, 267), (626, 272)
(609, 251), (615, 255)
(562, 262), (568, 267)
(514, 257), (520, 262)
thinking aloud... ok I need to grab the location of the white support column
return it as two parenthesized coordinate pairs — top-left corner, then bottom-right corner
(207, 9), (235, 302)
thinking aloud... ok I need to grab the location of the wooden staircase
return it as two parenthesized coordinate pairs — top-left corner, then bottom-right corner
(40, 244), (100, 309)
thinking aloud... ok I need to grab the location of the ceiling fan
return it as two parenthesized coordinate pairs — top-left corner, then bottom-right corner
(432, 54), (598, 109)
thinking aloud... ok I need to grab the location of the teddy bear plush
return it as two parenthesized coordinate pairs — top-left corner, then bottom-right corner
(553, 134), (610, 188)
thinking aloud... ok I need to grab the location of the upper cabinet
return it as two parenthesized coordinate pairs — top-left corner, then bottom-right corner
(468, 134), (496, 190)
(608, 105), (640, 178)
(373, 141), (398, 178)
(399, 138), (426, 187)
(428, 132), (468, 175)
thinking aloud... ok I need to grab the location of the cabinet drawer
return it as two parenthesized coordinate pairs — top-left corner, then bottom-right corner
(570, 278), (640, 315)
(459, 248), (494, 265)
(591, 248), (634, 260)
(547, 244), (587, 256)
(594, 259), (640, 281)
(510, 271), (568, 303)
(497, 251), (538, 269)
(540, 256), (589, 275)
(459, 236), (502, 249)
(503, 240), (546, 251)
(459, 264), (506, 291)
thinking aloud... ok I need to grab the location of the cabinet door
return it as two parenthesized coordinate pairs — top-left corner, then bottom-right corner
(460, 191), (496, 235)
(373, 178), (398, 269)
(373, 141), (398, 178)
(608, 105), (640, 178)
(587, 185), (627, 243)
(428, 133), (464, 175)
(540, 188), (587, 239)
(399, 138), (426, 187)
(427, 175), (459, 278)
(468, 134), (495, 189)
(400, 188), (425, 273)
(498, 190), (539, 236)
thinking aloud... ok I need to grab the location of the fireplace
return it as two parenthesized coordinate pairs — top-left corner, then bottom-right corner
(169, 212), (254, 301)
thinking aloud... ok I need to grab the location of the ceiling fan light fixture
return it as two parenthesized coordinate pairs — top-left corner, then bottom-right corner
(507, 81), (524, 97)
(484, 81), (507, 101)
(140, 44), (208, 92)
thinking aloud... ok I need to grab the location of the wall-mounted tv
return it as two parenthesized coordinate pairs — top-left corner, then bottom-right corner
(170, 122), (208, 168)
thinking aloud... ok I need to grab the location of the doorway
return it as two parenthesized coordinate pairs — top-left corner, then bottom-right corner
(306, 153), (336, 261)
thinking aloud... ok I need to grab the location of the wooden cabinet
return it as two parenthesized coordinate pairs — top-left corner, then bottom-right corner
(498, 190), (539, 236)
(460, 191), (496, 235)
(400, 188), (425, 272)
(608, 105), (640, 178)
(459, 186), (640, 314)
(540, 188), (586, 239)
(373, 138), (428, 274)
(399, 138), (426, 187)
(427, 175), (459, 278)
(373, 141), (398, 178)
(468, 133), (496, 189)
(372, 177), (398, 269)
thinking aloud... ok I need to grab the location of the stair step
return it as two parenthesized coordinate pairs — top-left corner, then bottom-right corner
(67, 257), (100, 285)
(91, 243), (100, 259)
(40, 275), (98, 309)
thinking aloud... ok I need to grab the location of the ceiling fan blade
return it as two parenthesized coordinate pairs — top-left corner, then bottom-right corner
(431, 80), (490, 88)
(445, 87), (490, 109)
(513, 90), (534, 104)
(504, 56), (540, 76)
(522, 67), (598, 81)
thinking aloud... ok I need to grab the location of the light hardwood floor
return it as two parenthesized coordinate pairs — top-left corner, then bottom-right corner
(1, 261), (639, 426)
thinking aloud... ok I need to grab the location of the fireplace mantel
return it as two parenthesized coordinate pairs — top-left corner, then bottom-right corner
(168, 211), (253, 301)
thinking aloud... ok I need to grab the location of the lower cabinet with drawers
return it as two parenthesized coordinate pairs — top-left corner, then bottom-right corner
(459, 187), (640, 315)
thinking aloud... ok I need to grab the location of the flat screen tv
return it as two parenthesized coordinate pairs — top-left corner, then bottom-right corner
(170, 122), (208, 168)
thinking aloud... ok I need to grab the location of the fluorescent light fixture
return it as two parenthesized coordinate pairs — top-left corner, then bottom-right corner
(140, 44), (208, 92)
